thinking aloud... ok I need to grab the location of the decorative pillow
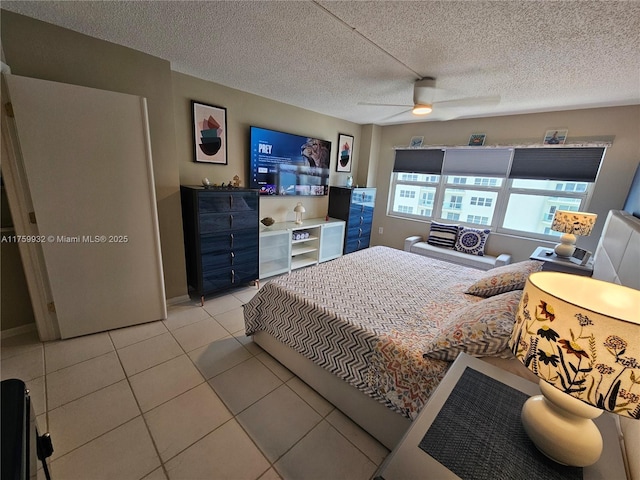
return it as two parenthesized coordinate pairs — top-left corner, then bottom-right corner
(465, 260), (544, 298)
(453, 226), (490, 256)
(424, 290), (523, 361)
(426, 221), (459, 249)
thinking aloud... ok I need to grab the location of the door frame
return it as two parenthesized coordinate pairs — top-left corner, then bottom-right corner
(1, 73), (59, 341)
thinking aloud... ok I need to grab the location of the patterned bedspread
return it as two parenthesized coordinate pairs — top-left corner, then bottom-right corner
(244, 246), (486, 420)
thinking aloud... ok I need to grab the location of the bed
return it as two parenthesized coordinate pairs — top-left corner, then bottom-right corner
(244, 210), (639, 478)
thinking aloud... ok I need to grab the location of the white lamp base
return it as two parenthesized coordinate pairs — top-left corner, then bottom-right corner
(554, 233), (577, 257)
(521, 380), (603, 467)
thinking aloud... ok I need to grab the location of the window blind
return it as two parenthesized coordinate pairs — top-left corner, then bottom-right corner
(442, 148), (513, 177)
(510, 148), (605, 182)
(393, 149), (444, 174)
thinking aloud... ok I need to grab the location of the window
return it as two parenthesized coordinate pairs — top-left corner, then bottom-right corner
(399, 190), (416, 199)
(474, 178), (499, 187)
(396, 205), (414, 214)
(470, 197), (493, 207)
(467, 215), (489, 225)
(388, 146), (604, 239)
(502, 181), (588, 237)
(447, 194), (463, 209)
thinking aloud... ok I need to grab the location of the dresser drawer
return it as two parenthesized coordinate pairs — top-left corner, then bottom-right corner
(347, 223), (372, 239)
(198, 192), (258, 213)
(201, 263), (259, 292)
(345, 237), (370, 253)
(201, 245), (259, 272)
(199, 212), (258, 233)
(347, 210), (373, 229)
(200, 230), (258, 255)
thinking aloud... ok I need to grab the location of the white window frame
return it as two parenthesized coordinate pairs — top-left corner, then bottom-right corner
(495, 180), (595, 241)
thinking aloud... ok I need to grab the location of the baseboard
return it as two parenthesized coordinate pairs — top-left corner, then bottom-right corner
(0, 323), (37, 339)
(166, 294), (191, 306)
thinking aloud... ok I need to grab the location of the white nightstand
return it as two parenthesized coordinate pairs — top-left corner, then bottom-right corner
(530, 246), (594, 276)
(375, 353), (626, 480)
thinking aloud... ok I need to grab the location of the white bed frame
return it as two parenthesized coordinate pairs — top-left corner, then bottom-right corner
(253, 210), (640, 477)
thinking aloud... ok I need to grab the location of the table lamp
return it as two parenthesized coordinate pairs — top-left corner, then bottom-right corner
(509, 272), (640, 466)
(550, 210), (597, 257)
(294, 202), (305, 225)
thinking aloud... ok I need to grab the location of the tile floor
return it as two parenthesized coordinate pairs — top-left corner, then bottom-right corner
(1, 285), (389, 480)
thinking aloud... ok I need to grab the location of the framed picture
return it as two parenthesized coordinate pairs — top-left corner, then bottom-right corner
(409, 136), (424, 148)
(192, 101), (227, 164)
(543, 129), (568, 145)
(468, 134), (486, 146)
(336, 133), (354, 172)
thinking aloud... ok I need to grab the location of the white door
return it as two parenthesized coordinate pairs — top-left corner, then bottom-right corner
(4, 74), (166, 339)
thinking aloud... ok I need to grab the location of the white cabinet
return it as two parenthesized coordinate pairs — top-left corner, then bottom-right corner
(259, 229), (290, 279)
(259, 217), (345, 279)
(319, 221), (345, 262)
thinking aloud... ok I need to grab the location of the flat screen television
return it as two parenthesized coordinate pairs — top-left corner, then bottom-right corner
(249, 126), (331, 196)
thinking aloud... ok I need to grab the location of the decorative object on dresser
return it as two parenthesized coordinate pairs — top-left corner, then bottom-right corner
(260, 217), (275, 227)
(327, 186), (376, 254)
(180, 186), (259, 304)
(293, 202), (305, 224)
(551, 210), (597, 257)
(509, 271), (640, 467)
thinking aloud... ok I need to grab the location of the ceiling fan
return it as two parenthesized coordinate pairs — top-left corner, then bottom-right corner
(358, 77), (500, 120)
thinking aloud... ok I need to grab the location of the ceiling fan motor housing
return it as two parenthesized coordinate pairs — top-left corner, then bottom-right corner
(413, 77), (436, 105)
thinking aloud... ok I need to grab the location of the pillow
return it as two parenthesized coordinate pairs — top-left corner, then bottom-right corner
(453, 226), (490, 256)
(466, 260), (544, 298)
(424, 290), (523, 361)
(426, 221), (459, 249)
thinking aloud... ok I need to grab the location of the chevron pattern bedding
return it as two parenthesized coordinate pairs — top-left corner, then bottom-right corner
(244, 246), (487, 419)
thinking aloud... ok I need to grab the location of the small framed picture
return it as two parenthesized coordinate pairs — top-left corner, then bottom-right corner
(468, 134), (486, 146)
(192, 101), (227, 164)
(543, 129), (568, 145)
(336, 133), (354, 172)
(409, 136), (424, 148)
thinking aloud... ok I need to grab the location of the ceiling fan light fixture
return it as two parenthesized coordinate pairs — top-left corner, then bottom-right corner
(412, 104), (433, 115)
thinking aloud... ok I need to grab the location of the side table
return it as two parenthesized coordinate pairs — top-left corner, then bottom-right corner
(374, 353), (627, 480)
(529, 246), (593, 276)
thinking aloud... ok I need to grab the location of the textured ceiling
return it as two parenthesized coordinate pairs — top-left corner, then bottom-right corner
(2, 1), (639, 125)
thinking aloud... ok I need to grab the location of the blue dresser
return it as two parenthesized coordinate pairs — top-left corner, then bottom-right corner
(328, 186), (376, 254)
(181, 186), (259, 302)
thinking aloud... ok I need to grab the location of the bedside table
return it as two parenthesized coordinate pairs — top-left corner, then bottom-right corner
(374, 353), (627, 480)
(530, 246), (593, 276)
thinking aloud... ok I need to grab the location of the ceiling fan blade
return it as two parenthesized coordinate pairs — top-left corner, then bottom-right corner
(432, 95), (501, 109)
(379, 108), (414, 122)
(358, 101), (413, 108)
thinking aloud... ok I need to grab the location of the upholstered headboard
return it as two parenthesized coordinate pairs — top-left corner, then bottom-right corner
(592, 210), (640, 289)
(591, 210), (640, 480)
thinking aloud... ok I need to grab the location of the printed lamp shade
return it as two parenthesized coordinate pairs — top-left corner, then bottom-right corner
(508, 272), (640, 466)
(550, 210), (597, 257)
(551, 210), (597, 236)
(509, 272), (640, 419)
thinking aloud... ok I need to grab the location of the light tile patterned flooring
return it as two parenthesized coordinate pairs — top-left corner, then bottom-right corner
(1, 286), (389, 480)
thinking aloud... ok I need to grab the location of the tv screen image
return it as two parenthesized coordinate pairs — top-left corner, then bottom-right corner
(249, 126), (331, 196)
